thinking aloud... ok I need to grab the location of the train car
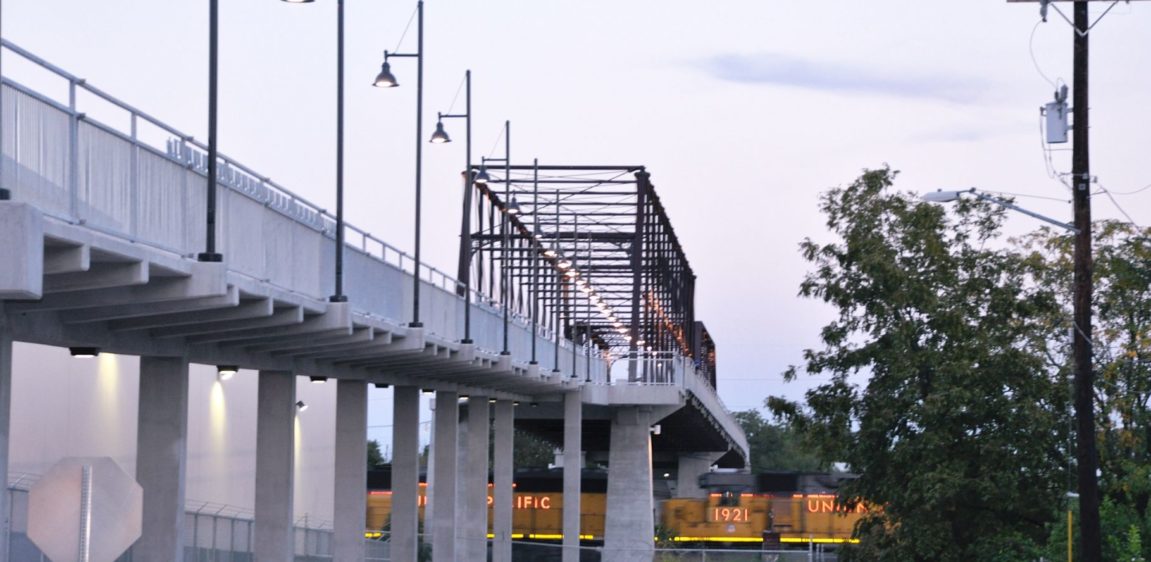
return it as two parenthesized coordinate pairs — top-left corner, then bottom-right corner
(660, 471), (865, 547)
(365, 468), (609, 541)
(365, 468), (863, 547)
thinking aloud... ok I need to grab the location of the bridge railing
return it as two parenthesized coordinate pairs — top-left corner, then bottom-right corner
(0, 39), (610, 379)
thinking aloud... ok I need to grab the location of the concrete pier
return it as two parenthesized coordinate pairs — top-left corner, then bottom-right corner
(431, 391), (459, 562)
(0, 312), (11, 562)
(492, 400), (515, 562)
(459, 396), (490, 561)
(562, 390), (582, 562)
(333, 380), (368, 562)
(135, 356), (190, 562)
(254, 370), (296, 562)
(391, 386), (421, 562)
(604, 407), (656, 562)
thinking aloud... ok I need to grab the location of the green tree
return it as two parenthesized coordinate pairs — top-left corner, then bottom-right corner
(734, 409), (825, 472)
(367, 439), (385, 469)
(514, 429), (558, 468)
(769, 168), (1067, 561)
(1022, 222), (1151, 560)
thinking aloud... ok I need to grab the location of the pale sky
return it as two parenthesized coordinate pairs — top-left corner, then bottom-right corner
(5, 0), (1150, 439)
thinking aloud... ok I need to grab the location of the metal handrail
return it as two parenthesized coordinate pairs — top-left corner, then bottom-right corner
(0, 38), (569, 348)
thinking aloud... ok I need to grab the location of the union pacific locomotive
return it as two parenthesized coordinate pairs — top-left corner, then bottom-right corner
(365, 468), (864, 547)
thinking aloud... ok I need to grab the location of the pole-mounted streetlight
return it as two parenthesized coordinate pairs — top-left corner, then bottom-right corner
(921, 188), (1078, 233)
(373, 0), (425, 328)
(924, 186), (1093, 559)
(430, 70), (473, 343)
(281, 0), (347, 303)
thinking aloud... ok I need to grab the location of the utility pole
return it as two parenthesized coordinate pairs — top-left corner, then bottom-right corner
(1070, 2), (1101, 561)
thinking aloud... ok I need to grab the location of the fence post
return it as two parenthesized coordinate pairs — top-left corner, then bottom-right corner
(68, 79), (78, 221)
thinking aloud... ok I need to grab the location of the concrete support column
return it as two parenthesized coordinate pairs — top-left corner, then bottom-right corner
(604, 407), (656, 562)
(676, 453), (722, 499)
(492, 400), (515, 562)
(391, 386), (421, 562)
(431, 391), (459, 562)
(254, 370), (296, 562)
(135, 356), (190, 562)
(459, 396), (490, 561)
(333, 380), (368, 562)
(0, 313), (13, 562)
(562, 390), (582, 562)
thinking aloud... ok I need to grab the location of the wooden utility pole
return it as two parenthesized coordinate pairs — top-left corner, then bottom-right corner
(1070, 2), (1101, 561)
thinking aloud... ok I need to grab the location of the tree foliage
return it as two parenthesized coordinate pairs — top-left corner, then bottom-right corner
(734, 409), (825, 472)
(367, 439), (385, 469)
(1021, 221), (1151, 560)
(514, 429), (558, 468)
(770, 168), (1068, 561)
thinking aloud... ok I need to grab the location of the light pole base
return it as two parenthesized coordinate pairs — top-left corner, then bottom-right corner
(197, 252), (223, 263)
(461, 338), (474, 344)
(329, 295), (348, 303)
(409, 321), (424, 328)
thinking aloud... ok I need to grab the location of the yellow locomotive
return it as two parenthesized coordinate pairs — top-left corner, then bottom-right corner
(365, 469), (864, 546)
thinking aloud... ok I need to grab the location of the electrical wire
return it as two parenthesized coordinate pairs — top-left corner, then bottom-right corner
(1095, 183), (1143, 228)
(486, 127), (504, 159)
(392, 4), (418, 54)
(982, 189), (1070, 204)
(1097, 182), (1151, 196)
(445, 73), (466, 116)
(1029, 20), (1058, 90)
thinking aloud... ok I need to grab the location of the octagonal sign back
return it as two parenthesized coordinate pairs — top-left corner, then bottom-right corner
(27, 457), (143, 562)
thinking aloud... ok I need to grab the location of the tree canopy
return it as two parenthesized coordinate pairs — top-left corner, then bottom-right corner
(734, 409), (825, 472)
(770, 168), (1069, 561)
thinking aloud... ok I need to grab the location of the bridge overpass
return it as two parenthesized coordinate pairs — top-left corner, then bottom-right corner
(0, 39), (747, 562)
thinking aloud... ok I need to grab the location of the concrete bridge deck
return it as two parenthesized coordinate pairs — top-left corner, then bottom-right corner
(0, 38), (746, 562)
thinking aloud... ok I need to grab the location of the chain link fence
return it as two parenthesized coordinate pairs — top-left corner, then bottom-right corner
(5, 485), (390, 562)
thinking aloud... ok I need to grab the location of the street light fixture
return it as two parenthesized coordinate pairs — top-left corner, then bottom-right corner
(474, 165), (490, 186)
(921, 188), (1078, 233)
(372, 61), (398, 88)
(281, 0), (348, 303)
(374, 0), (426, 328)
(429, 119), (450, 144)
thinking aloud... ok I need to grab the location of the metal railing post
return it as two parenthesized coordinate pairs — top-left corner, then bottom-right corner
(129, 113), (139, 238)
(68, 79), (78, 220)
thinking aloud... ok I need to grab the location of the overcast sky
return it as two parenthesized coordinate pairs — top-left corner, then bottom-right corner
(6, 1), (1150, 438)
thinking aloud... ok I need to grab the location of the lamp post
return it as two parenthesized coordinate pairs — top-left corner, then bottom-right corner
(373, 0), (425, 328)
(281, 0), (347, 303)
(430, 70), (473, 343)
(0, 0), (8, 202)
(197, 0), (223, 263)
(479, 121), (513, 355)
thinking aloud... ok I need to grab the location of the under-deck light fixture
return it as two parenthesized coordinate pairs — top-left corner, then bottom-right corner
(310, 376), (328, 384)
(217, 365), (238, 381)
(374, 382), (390, 389)
(296, 400), (308, 412)
(69, 347), (100, 358)
(506, 196), (521, 215)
